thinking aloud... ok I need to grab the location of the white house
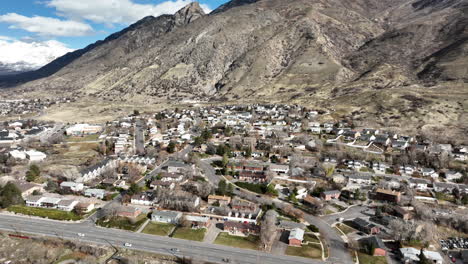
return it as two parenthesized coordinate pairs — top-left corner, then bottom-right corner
(399, 248), (443, 264)
(84, 189), (106, 199)
(445, 171), (463, 181)
(25, 150), (47, 162)
(60, 181), (84, 192)
(57, 200), (79, 211)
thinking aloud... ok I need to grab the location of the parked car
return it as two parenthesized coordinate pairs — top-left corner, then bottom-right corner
(77, 233), (85, 237)
(171, 248), (180, 252)
(124, 243), (132, 247)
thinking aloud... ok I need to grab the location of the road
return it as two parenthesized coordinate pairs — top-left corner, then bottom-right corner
(197, 160), (354, 264)
(0, 214), (328, 264)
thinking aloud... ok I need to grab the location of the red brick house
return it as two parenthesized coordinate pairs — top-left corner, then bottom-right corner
(375, 188), (401, 203)
(288, 228), (305, 246)
(359, 236), (387, 256)
(224, 221), (260, 236)
(116, 206), (142, 218)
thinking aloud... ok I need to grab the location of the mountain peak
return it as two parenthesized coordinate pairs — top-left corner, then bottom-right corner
(174, 2), (205, 26)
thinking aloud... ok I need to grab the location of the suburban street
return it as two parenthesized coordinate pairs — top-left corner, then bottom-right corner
(197, 159), (354, 264)
(0, 214), (340, 264)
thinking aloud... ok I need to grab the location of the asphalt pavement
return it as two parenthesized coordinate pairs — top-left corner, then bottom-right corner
(0, 214), (327, 264)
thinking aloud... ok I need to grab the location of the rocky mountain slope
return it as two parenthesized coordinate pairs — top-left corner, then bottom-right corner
(1, 0), (467, 135)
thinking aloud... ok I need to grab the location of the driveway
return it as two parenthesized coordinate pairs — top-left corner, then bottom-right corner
(204, 222), (223, 243)
(271, 231), (288, 256)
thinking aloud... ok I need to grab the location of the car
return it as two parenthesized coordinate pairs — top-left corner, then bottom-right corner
(170, 248), (180, 252)
(222, 258), (230, 263)
(77, 233), (85, 237)
(124, 243), (132, 247)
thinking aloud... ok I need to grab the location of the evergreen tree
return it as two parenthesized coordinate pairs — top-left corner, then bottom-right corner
(0, 182), (24, 208)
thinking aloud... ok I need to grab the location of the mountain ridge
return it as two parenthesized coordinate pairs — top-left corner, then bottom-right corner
(0, 0), (466, 136)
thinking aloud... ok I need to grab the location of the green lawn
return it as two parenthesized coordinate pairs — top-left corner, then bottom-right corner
(336, 223), (356, 234)
(358, 252), (387, 264)
(214, 233), (260, 250)
(8, 205), (82, 221)
(171, 227), (206, 241)
(96, 215), (147, 231)
(142, 222), (175, 236)
(286, 243), (322, 259)
(304, 233), (320, 243)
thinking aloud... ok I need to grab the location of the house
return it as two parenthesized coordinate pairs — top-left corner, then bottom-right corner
(269, 164), (289, 175)
(350, 218), (380, 235)
(75, 202), (95, 214)
(84, 188), (106, 199)
(421, 168), (438, 178)
(278, 220), (307, 231)
(57, 199), (79, 211)
(223, 221), (260, 236)
(374, 188), (401, 203)
(321, 190), (341, 201)
(238, 171), (267, 182)
(25, 195), (44, 207)
(231, 199), (257, 211)
(184, 215), (210, 229)
(445, 170), (463, 181)
(60, 181), (84, 192)
(347, 174), (372, 185)
(394, 206), (411, 220)
(9, 149), (46, 162)
(399, 247), (443, 264)
(150, 180), (175, 190)
(433, 182), (458, 193)
(408, 178), (429, 191)
(160, 172), (184, 182)
(25, 150), (47, 162)
(165, 161), (191, 173)
(207, 195), (231, 206)
(116, 206), (142, 218)
(359, 236), (387, 256)
(151, 210), (182, 224)
(288, 228), (305, 246)
(12, 181), (43, 198)
(131, 192), (154, 206)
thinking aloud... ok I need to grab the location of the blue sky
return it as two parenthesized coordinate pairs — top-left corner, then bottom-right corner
(0, 0), (228, 49)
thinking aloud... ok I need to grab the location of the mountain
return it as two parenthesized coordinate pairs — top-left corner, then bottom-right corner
(1, 0), (467, 136)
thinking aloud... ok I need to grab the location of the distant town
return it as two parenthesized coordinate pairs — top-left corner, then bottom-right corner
(0, 103), (466, 264)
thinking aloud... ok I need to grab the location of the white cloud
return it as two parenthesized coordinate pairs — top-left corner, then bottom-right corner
(47, 0), (212, 25)
(0, 13), (94, 37)
(0, 38), (74, 71)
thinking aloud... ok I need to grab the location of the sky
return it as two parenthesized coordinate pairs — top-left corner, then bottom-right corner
(0, 0), (228, 72)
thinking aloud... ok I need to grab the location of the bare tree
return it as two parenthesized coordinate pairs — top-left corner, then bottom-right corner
(260, 210), (278, 251)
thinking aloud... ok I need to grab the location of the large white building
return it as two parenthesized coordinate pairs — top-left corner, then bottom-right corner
(66, 124), (103, 136)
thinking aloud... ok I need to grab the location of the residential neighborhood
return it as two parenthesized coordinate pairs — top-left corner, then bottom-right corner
(0, 103), (466, 264)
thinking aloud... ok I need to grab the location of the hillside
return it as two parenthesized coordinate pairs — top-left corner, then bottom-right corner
(0, 0), (467, 135)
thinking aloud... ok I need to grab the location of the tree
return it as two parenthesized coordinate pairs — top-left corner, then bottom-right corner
(133, 110), (140, 116)
(0, 182), (24, 208)
(217, 179), (227, 196)
(26, 164), (40, 182)
(260, 210), (277, 250)
(244, 147), (252, 158)
(221, 154), (229, 168)
(167, 141), (176, 153)
(127, 183), (142, 196)
(201, 128), (212, 141)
